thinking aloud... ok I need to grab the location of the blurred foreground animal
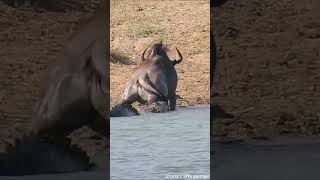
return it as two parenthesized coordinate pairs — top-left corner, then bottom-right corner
(0, 0), (109, 176)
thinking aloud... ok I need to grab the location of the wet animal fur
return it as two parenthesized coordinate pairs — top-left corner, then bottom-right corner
(110, 102), (170, 117)
(110, 103), (139, 117)
(140, 101), (169, 113)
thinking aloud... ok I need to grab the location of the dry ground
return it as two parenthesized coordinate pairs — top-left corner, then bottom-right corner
(110, 0), (210, 107)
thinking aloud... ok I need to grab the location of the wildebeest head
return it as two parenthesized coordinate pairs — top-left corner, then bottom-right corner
(140, 42), (183, 66)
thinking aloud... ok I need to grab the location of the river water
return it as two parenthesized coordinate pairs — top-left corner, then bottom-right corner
(110, 105), (210, 180)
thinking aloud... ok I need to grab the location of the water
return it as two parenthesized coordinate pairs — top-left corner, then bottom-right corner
(110, 105), (210, 180)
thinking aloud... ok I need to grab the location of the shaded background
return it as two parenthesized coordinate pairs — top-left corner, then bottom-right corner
(0, 0), (106, 156)
(212, 0), (320, 138)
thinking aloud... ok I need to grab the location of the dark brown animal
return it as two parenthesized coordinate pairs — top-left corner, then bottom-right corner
(0, 0), (108, 176)
(28, 0), (108, 138)
(120, 42), (183, 111)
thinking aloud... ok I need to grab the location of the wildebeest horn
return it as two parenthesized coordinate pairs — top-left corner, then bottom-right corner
(173, 47), (183, 65)
(141, 46), (148, 61)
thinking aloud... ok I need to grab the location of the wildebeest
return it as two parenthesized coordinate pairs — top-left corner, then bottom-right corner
(28, 0), (108, 138)
(119, 42), (183, 112)
(0, 0), (109, 176)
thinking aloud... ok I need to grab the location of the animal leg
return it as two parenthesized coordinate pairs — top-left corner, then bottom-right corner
(147, 93), (163, 103)
(168, 95), (177, 111)
(120, 83), (140, 105)
(138, 77), (167, 103)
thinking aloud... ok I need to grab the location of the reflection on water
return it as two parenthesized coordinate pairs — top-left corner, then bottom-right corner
(111, 105), (210, 180)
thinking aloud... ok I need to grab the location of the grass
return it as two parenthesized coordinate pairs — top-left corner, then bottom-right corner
(110, 52), (132, 65)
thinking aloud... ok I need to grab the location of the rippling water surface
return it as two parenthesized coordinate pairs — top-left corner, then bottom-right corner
(111, 105), (210, 180)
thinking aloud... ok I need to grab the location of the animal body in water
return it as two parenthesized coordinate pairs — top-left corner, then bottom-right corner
(119, 42), (183, 113)
(109, 101), (169, 117)
(110, 104), (140, 117)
